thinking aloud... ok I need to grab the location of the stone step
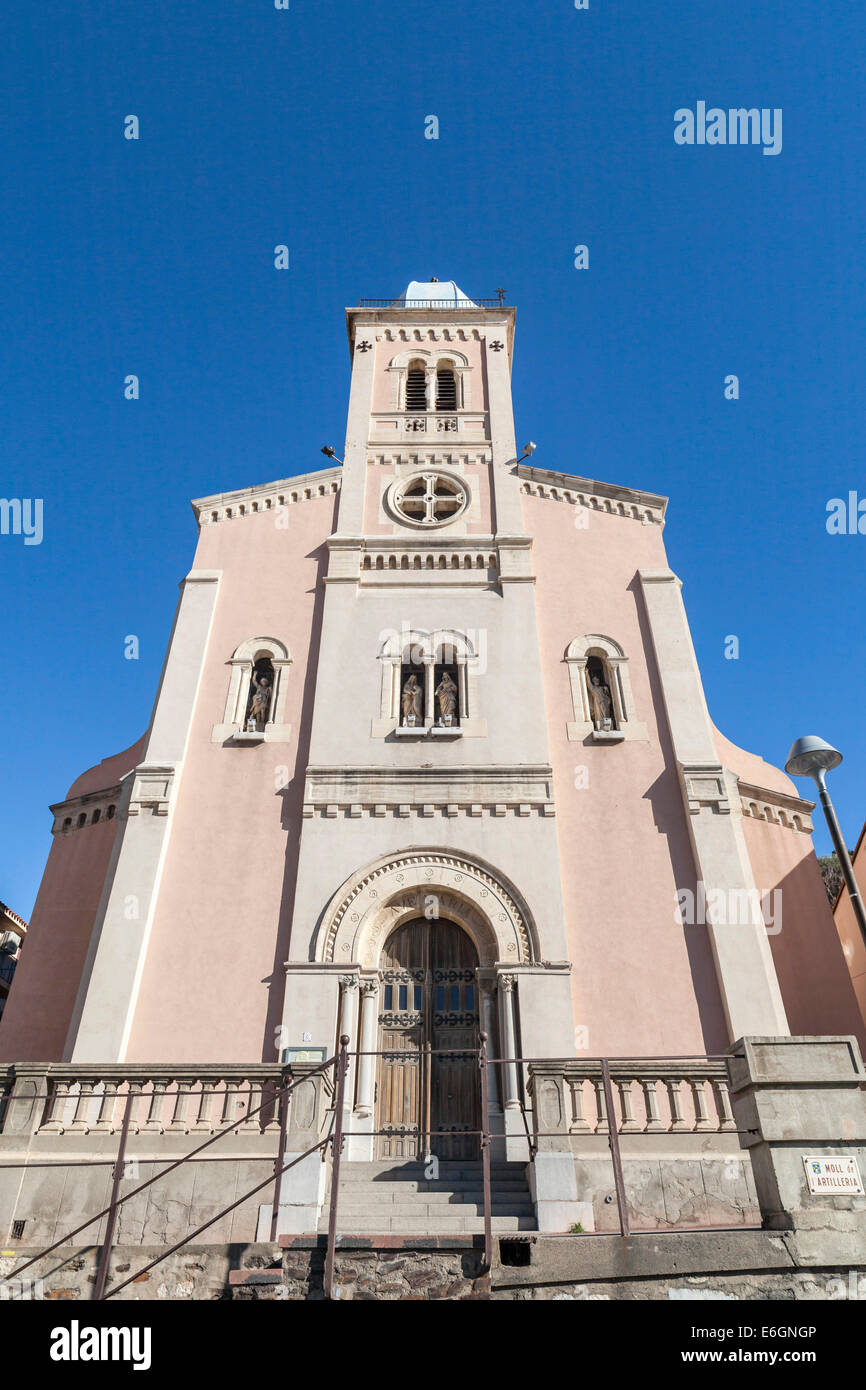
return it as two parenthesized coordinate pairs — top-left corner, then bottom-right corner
(337, 1162), (528, 1173)
(337, 1183), (530, 1198)
(335, 1202), (534, 1218)
(335, 1195), (534, 1210)
(318, 1215), (536, 1234)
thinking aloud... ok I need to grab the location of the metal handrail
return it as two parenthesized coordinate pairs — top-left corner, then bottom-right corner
(6, 1053), (337, 1290)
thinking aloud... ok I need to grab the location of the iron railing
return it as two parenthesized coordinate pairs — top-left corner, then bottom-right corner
(357, 297), (509, 309)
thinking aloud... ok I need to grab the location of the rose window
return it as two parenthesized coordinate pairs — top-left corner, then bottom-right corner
(390, 472), (467, 528)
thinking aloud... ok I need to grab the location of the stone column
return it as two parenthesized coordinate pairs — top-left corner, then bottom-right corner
(498, 975), (520, 1109)
(424, 656), (435, 724)
(727, 1035), (866, 1262)
(347, 978), (379, 1161)
(356, 979), (378, 1115)
(338, 975), (359, 1119)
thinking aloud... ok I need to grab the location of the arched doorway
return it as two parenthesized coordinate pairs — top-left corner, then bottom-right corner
(376, 919), (480, 1161)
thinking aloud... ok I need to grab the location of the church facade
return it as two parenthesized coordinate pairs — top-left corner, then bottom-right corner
(1, 282), (863, 1256)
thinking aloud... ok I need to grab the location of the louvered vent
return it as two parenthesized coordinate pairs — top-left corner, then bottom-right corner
(436, 369), (457, 410)
(406, 369), (427, 411)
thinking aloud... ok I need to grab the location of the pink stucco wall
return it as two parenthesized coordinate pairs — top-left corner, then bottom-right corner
(0, 736), (145, 1061)
(123, 496), (337, 1063)
(711, 730), (865, 1048)
(524, 493), (729, 1056)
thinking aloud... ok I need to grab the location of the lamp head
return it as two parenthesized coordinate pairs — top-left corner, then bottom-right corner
(784, 735), (843, 781)
(522, 441), (536, 456)
(321, 445), (336, 458)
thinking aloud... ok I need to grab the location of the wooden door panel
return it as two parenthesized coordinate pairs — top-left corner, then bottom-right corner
(375, 922), (479, 1161)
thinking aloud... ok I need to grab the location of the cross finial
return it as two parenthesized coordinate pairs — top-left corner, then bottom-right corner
(495, 287), (506, 305)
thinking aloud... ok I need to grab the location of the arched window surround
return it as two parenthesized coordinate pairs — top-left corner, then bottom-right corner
(564, 634), (647, 743)
(213, 636), (293, 744)
(371, 627), (487, 739)
(386, 349), (472, 412)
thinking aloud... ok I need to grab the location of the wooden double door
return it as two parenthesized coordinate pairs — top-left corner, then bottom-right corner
(375, 920), (480, 1161)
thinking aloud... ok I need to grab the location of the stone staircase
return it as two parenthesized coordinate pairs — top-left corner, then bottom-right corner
(319, 1160), (537, 1234)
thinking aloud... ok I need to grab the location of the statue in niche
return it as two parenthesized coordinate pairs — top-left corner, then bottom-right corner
(587, 669), (614, 732)
(401, 674), (422, 726)
(247, 669), (273, 731)
(435, 670), (458, 726)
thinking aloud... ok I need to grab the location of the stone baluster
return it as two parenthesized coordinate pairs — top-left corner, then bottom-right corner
(143, 1079), (168, 1133)
(94, 1080), (120, 1132)
(263, 1077), (283, 1133)
(40, 1079), (72, 1133)
(221, 1080), (243, 1130)
(243, 1079), (264, 1131)
(168, 1079), (194, 1133)
(713, 1077), (736, 1131)
(691, 1077), (714, 1130)
(126, 1080), (145, 1133)
(193, 1080), (219, 1132)
(68, 1078), (96, 1133)
(568, 1076), (592, 1132)
(666, 1077), (689, 1131)
(641, 1078), (665, 1132)
(617, 1077), (640, 1132)
(593, 1078), (608, 1133)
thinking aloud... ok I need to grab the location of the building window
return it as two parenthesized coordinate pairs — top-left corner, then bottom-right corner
(387, 471), (468, 529)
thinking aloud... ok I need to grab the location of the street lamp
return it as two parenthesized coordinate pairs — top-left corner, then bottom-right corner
(784, 735), (866, 946)
(516, 442), (536, 464)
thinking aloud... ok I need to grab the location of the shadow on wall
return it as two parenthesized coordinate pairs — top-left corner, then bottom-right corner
(260, 526), (334, 1061)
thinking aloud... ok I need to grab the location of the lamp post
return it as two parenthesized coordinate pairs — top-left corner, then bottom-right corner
(784, 735), (866, 947)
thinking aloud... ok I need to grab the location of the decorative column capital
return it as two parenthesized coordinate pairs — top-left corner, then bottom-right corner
(339, 974), (359, 993)
(499, 973), (517, 992)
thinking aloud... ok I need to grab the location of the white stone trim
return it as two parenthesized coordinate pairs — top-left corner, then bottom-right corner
(738, 781), (815, 834)
(565, 634), (647, 742)
(192, 466), (341, 527)
(518, 463), (666, 526)
(212, 637), (293, 743)
(314, 849), (539, 967)
(302, 765), (554, 817)
(50, 786), (123, 834)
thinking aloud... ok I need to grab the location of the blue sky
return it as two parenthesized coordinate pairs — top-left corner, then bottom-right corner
(2, 1), (864, 915)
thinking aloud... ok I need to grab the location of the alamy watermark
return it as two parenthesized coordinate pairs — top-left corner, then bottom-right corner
(675, 881), (782, 934)
(675, 104), (782, 156)
(0, 498), (43, 545)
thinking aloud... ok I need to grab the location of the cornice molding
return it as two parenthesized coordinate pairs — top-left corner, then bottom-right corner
(518, 463), (667, 526)
(738, 780), (815, 834)
(191, 466), (341, 527)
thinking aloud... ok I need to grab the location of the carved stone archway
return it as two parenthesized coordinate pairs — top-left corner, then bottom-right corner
(316, 849), (537, 969)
